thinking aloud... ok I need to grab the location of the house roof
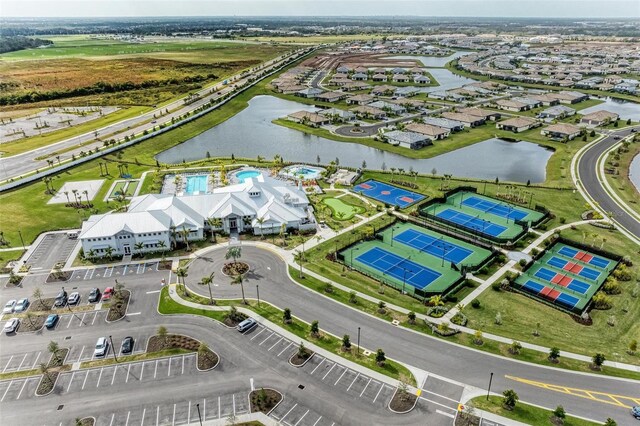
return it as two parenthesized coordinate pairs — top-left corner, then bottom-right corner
(405, 123), (449, 137)
(384, 130), (429, 144)
(581, 110), (619, 121)
(499, 117), (538, 128)
(287, 111), (327, 123)
(543, 123), (581, 135)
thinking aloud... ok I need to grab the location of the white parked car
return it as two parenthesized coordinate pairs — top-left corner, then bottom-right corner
(3, 318), (19, 334)
(14, 298), (29, 313)
(2, 300), (17, 314)
(94, 337), (109, 357)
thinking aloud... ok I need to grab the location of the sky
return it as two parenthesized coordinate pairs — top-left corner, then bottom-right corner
(1, 0), (639, 18)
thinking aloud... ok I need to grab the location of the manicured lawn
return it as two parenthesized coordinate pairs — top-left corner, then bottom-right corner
(158, 286), (416, 385)
(322, 197), (365, 220)
(464, 225), (640, 365)
(470, 396), (601, 426)
(603, 140), (640, 216)
(0, 249), (25, 264)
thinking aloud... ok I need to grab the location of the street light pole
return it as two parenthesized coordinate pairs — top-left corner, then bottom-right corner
(18, 230), (25, 249)
(486, 372), (494, 400)
(109, 335), (118, 363)
(256, 285), (260, 306)
(357, 326), (361, 355)
(196, 403), (203, 426)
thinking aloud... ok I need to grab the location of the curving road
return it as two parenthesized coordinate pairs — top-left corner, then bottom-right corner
(184, 246), (640, 425)
(577, 125), (640, 242)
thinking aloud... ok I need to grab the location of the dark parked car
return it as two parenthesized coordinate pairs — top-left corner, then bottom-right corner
(88, 288), (101, 303)
(121, 336), (134, 354)
(44, 314), (59, 329)
(54, 290), (67, 307)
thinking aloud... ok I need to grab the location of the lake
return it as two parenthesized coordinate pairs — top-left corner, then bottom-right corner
(580, 97), (640, 121)
(157, 96), (553, 183)
(385, 52), (478, 92)
(630, 154), (640, 193)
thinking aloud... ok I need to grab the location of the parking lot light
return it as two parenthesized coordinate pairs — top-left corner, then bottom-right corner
(109, 335), (119, 363)
(196, 403), (203, 426)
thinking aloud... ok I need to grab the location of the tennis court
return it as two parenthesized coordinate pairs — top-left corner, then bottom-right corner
(355, 247), (441, 290)
(461, 196), (529, 221)
(353, 180), (425, 208)
(546, 256), (601, 280)
(436, 209), (507, 237)
(514, 242), (617, 313)
(557, 246), (611, 269)
(393, 228), (473, 264)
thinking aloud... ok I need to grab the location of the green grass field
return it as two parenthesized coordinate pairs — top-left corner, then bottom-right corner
(322, 197), (365, 220)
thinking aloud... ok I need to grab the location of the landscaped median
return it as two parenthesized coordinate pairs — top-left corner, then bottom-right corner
(157, 285), (417, 386)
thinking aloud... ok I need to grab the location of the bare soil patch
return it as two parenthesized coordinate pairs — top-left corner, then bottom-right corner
(17, 315), (46, 332)
(45, 271), (71, 283)
(147, 334), (218, 369)
(389, 389), (418, 413)
(106, 290), (130, 321)
(290, 347), (314, 366)
(223, 261), (249, 276)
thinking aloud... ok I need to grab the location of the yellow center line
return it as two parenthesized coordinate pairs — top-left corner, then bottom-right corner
(505, 375), (639, 409)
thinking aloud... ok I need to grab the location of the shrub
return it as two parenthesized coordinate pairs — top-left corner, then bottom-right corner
(509, 340), (522, 355)
(592, 291), (613, 309)
(310, 320), (319, 337)
(592, 353), (605, 369)
(324, 282), (334, 293)
(375, 349), (386, 366)
(407, 311), (416, 324)
(349, 291), (358, 304)
(491, 282), (502, 292)
(473, 329), (483, 346)
(377, 300), (386, 314)
(603, 278), (622, 295)
(494, 312), (502, 325)
(518, 258), (527, 267)
(628, 339), (638, 355)
(553, 405), (566, 421)
(341, 334), (351, 350)
(604, 419), (617, 426)
(471, 299), (481, 309)
(451, 312), (468, 326)
(502, 389), (518, 410)
(445, 294), (458, 303)
(548, 347), (560, 362)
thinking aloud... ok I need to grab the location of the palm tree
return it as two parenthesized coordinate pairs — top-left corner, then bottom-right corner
(256, 217), (266, 239)
(157, 326), (168, 346)
(225, 246), (242, 265)
(429, 295), (444, 307)
(390, 167), (396, 179)
(104, 246), (115, 261)
(48, 341), (60, 363)
(279, 223), (287, 246)
(39, 362), (51, 383)
(180, 225), (191, 251)
(63, 191), (70, 204)
(86, 249), (96, 261)
(199, 272), (215, 305)
(207, 217), (222, 242)
(232, 273), (247, 304)
(176, 267), (189, 295)
(82, 190), (90, 206)
(158, 240), (167, 257)
(169, 225), (178, 249)
(134, 242), (144, 257)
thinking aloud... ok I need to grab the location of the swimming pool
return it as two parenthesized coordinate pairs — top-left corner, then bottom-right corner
(281, 165), (324, 180)
(235, 170), (262, 183)
(185, 175), (208, 194)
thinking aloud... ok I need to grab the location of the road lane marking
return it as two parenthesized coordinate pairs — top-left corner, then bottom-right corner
(360, 378), (372, 397)
(310, 358), (325, 375)
(506, 375), (640, 409)
(436, 409), (455, 418)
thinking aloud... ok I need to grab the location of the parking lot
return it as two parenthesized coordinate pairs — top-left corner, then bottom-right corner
(242, 324), (397, 413)
(271, 397), (337, 426)
(92, 388), (251, 426)
(0, 350), (45, 374)
(70, 261), (164, 282)
(26, 233), (78, 271)
(0, 376), (40, 403)
(65, 331), (151, 364)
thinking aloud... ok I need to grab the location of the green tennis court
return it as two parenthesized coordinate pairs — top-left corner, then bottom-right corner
(339, 222), (493, 298)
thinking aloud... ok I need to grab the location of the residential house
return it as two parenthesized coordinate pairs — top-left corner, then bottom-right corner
(511, 97), (543, 109)
(371, 85), (397, 96)
(580, 110), (619, 127)
(346, 94), (375, 105)
(392, 74), (410, 83)
(351, 72), (368, 81)
(372, 73), (388, 82)
(529, 94), (561, 106)
(405, 123), (450, 139)
(318, 108), (356, 122)
(441, 112), (485, 127)
(422, 117), (465, 132)
(541, 123), (582, 141)
(496, 117), (540, 133)
(394, 86), (420, 98)
(549, 91), (589, 104)
(315, 91), (346, 103)
(342, 81), (371, 91)
(368, 101), (406, 115)
(296, 88), (323, 99)
(537, 105), (576, 120)
(458, 107), (501, 121)
(350, 105), (387, 120)
(287, 111), (330, 127)
(495, 99), (530, 112)
(413, 75), (431, 84)
(382, 130), (431, 149)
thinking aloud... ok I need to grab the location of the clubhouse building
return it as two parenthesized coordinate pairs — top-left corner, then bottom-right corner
(80, 176), (315, 257)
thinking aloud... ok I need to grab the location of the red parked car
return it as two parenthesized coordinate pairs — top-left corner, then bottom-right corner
(102, 287), (114, 301)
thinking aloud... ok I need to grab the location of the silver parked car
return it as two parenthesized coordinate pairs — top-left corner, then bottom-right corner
(2, 300), (17, 314)
(14, 298), (29, 313)
(3, 318), (20, 334)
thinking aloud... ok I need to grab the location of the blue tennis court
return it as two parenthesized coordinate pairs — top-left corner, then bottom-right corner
(534, 267), (591, 294)
(546, 256), (601, 280)
(436, 209), (507, 237)
(557, 246), (611, 269)
(355, 246), (441, 290)
(523, 280), (544, 293)
(353, 180), (425, 208)
(393, 228), (473, 264)
(522, 280), (580, 308)
(461, 196), (529, 221)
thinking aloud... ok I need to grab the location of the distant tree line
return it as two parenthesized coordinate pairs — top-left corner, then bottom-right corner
(0, 73), (218, 106)
(0, 36), (53, 54)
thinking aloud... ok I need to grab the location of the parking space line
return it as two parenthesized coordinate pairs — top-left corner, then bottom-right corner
(181, 355), (185, 375)
(347, 373), (360, 391)
(312, 416), (323, 426)
(250, 327), (266, 341)
(111, 366), (118, 385)
(108, 413), (115, 426)
(172, 403), (176, 425)
(373, 384), (384, 403)
(66, 315), (74, 329)
(91, 313), (98, 325)
(156, 406), (160, 426)
(83, 269), (91, 280)
(67, 372), (76, 392)
(154, 360), (158, 378)
(76, 346), (85, 363)
(123, 265), (128, 275)
(126, 364), (131, 383)
(79, 312), (87, 327)
(141, 408), (146, 426)
(1, 381), (13, 402)
(125, 411), (130, 426)
(139, 362), (145, 382)
(96, 368), (104, 387)
(203, 398), (206, 420)
(334, 368), (347, 386)
(17, 353), (28, 370)
(16, 378), (28, 399)
(310, 358), (325, 375)
(137, 264), (143, 274)
(322, 363), (336, 380)
(233, 394), (236, 415)
(259, 332), (274, 345)
(2, 355), (14, 373)
(31, 352), (41, 370)
(360, 378), (372, 397)
(81, 370), (89, 390)
(269, 337), (283, 351)
(168, 358), (171, 376)
(278, 342), (293, 357)
(294, 410), (309, 426)
(281, 404), (298, 423)
(187, 401), (191, 424)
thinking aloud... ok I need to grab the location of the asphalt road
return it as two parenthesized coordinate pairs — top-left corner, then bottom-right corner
(183, 246), (640, 425)
(577, 125), (640, 241)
